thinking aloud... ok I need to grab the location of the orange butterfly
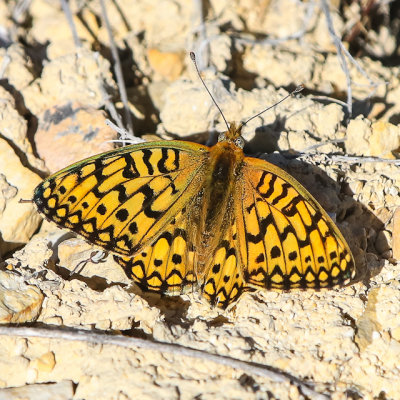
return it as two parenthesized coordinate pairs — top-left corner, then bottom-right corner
(33, 55), (355, 308)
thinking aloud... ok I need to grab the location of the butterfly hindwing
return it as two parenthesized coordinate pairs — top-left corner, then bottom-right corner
(236, 157), (355, 291)
(114, 207), (197, 295)
(201, 208), (245, 308)
(34, 141), (209, 257)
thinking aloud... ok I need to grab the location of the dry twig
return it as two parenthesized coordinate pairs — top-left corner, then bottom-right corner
(320, 0), (382, 115)
(99, 0), (135, 138)
(60, 0), (82, 48)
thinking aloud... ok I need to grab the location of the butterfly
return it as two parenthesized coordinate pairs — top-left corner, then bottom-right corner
(33, 119), (355, 308)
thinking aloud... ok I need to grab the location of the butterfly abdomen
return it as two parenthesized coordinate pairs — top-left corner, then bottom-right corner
(195, 142), (244, 270)
(202, 142), (244, 224)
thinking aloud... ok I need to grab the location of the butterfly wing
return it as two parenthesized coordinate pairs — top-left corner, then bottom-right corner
(34, 141), (209, 257)
(114, 206), (197, 295)
(113, 191), (246, 302)
(235, 157), (355, 291)
(201, 207), (245, 308)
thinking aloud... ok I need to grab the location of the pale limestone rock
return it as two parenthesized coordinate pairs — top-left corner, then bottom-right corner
(347, 117), (400, 157)
(37, 270), (160, 334)
(23, 48), (117, 115)
(392, 208), (400, 261)
(346, 116), (372, 156)
(0, 1), (399, 398)
(319, 54), (390, 99)
(6, 233), (54, 273)
(82, 0), (195, 50)
(0, 43), (34, 90)
(34, 102), (118, 173)
(147, 48), (185, 82)
(29, 351), (56, 374)
(243, 45), (319, 88)
(0, 270), (44, 323)
(206, 33), (232, 73)
(369, 120), (400, 158)
(160, 77), (239, 136)
(160, 79), (347, 157)
(0, 339), (30, 387)
(0, 381), (74, 400)
(29, 1), (98, 58)
(0, 87), (44, 172)
(0, 2), (12, 37)
(10, 235), (400, 398)
(56, 237), (130, 285)
(0, 138), (42, 255)
(0, 87), (28, 150)
(309, 103), (344, 138)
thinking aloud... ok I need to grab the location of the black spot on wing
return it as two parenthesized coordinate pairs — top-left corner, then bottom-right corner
(172, 254), (182, 264)
(270, 246), (281, 258)
(97, 204), (107, 215)
(116, 208), (129, 222)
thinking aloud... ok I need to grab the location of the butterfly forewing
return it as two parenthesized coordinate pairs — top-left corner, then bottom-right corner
(34, 141), (209, 257)
(236, 157), (355, 292)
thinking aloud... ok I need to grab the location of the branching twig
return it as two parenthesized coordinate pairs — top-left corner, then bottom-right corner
(99, 0), (134, 137)
(101, 87), (125, 130)
(319, 154), (400, 165)
(231, 0), (384, 117)
(310, 95), (348, 108)
(0, 326), (329, 400)
(106, 119), (144, 145)
(297, 151), (400, 165)
(320, 0), (353, 115)
(320, 0), (383, 116)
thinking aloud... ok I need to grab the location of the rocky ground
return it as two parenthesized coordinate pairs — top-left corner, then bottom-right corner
(0, 1), (399, 399)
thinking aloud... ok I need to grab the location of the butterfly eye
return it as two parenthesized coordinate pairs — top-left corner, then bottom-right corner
(234, 137), (244, 149)
(218, 133), (226, 142)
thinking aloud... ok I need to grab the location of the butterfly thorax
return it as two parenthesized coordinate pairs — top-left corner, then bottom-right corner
(196, 138), (244, 272)
(217, 122), (245, 149)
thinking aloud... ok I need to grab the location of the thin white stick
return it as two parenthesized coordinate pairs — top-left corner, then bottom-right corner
(0, 55), (11, 79)
(12, 0), (32, 24)
(320, 0), (353, 115)
(300, 138), (345, 153)
(60, 0), (82, 48)
(323, 155), (400, 165)
(99, 0), (135, 138)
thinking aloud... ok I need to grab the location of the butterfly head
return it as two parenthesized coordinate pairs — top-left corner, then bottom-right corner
(218, 122), (245, 149)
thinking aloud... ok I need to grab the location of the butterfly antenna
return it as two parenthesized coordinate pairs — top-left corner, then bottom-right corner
(190, 52), (230, 131)
(240, 84), (305, 129)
